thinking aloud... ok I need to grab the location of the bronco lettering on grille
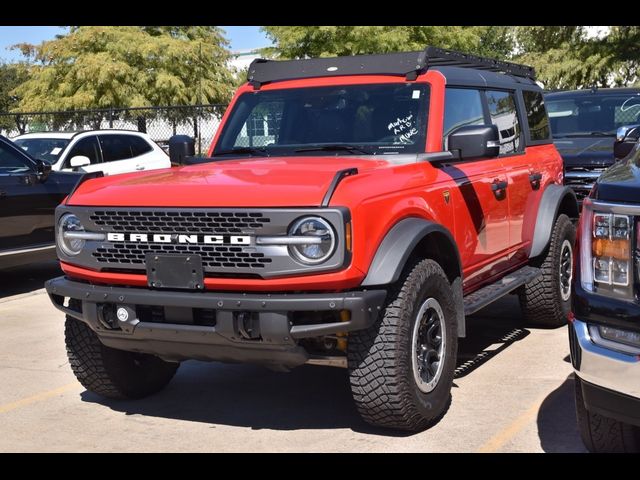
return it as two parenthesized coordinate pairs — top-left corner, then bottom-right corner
(106, 233), (251, 245)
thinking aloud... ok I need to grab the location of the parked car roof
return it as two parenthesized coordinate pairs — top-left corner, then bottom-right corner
(13, 129), (154, 140)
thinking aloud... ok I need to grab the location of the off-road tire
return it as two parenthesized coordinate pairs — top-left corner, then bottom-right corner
(574, 376), (640, 453)
(65, 316), (179, 399)
(347, 259), (457, 431)
(519, 214), (575, 327)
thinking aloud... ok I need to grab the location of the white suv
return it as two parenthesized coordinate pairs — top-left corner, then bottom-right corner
(12, 130), (170, 175)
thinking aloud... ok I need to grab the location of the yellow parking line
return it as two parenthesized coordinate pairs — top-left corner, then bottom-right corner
(476, 397), (545, 453)
(0, 383), (80, 414)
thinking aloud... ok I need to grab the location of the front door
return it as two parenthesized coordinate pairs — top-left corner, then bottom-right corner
(440, 87), (510, 291)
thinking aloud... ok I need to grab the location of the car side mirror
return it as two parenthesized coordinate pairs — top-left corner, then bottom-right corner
(448, 125), (500, 160)
(614, 125), (640, 160)
(35, 160), (52, 182)
(70, 156), (91, 169)
(168, 135), (195, 165)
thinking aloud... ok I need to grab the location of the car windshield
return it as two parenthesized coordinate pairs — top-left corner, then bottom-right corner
(14, 137), (70, 164)
(546, 92), (640, 138)
(214, 83), (430, 157)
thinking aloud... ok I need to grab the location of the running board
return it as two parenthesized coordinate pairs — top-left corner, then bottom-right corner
(463, 266), (541, 316)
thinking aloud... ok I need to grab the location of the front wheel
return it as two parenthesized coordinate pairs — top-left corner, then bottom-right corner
(575, 377), (640, 453)
(347, 259), (458, 431)
(65, 316), (179, 399)
(519, 213), (576, 327)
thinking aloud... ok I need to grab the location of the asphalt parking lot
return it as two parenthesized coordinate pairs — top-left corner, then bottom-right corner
(0, 262), (586, 452)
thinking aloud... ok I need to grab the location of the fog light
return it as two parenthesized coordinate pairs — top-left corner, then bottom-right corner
(599, 325), (640, 349)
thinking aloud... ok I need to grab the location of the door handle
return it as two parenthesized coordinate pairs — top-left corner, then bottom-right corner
(491, 180), (508, 191)
(529, 172), (542, 190)
(135, 165), (145, 171)
(0, 190), (6, 199)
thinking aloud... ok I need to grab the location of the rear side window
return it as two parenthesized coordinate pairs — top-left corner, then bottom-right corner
(443, 88), (485, 149)
(522, 91), (551, 141)
(485, 90), (522, 155)
(67, 136), (101, 165)
(129, 136), (153, 157)
(99, 135), (134, 162)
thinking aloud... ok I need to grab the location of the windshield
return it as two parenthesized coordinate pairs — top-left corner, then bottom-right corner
(214, 83), (430, 157)
(14, 137), (70, 164)
(546, 92), (640, 138)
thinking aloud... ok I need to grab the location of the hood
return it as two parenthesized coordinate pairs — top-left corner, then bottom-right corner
(592, 145), (640, 203)
(553, 137), (615, 169)
(67, 156), (392, 207)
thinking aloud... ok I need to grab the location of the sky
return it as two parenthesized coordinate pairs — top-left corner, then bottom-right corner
(0, 26), (272, 63)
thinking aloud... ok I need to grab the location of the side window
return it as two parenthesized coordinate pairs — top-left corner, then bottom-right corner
(443, 88), (485, 149)
(99, 135), (134, 162)
(0, 141), (32, 173)
(66, 136), (101, 165)
(128, 136), (153, 157)
(485, 90), (523, 155)
(522, 91), (551, 141)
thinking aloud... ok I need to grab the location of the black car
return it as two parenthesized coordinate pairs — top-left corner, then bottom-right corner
(0, 135), (81, 269)
(570, 131), (640, 452)
(545, 87), (640, 202)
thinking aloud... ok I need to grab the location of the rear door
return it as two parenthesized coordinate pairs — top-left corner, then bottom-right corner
(484, 89), (530, 267)
(127, 135), (169, 171)
(97, 134), (139, 175)
(439, 87), (510, 290)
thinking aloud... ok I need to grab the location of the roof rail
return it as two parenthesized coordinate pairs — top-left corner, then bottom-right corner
(247, 46), (535, 88)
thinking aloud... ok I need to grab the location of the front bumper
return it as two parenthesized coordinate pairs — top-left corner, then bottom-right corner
(570, 318), (640, 425)
(45, 276), (386, 369)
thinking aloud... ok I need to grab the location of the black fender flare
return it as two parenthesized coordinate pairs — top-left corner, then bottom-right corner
(362, 218), (461, 286)
(529, 184), (579, 259)
(361, 218), (465, 337)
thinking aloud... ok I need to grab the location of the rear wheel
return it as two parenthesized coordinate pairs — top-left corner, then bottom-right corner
(575, 377), (640, 453)
(65, 316), (179, 399)
(519, 214), (575, 327)
(347, 259), (457, 431)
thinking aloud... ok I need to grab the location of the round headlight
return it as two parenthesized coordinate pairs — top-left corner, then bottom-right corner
(58, 213), (85, 256)
(288, 217), (336, 265)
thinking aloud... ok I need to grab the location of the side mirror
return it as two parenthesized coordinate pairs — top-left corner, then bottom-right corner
(448, 125), (500, 160)
(35, 160), (52, 182)
(614, 125), (640, 160)
(168, 135), (195, 165)
(70, 156), (91, 169)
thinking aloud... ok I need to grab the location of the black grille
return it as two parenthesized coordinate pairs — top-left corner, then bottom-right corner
(93, 242), (272, 270)
(89, 210), (270, 234)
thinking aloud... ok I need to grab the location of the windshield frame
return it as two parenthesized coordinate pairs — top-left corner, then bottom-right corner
(546, 92), (640, 139)
(212, 80), (431, 159)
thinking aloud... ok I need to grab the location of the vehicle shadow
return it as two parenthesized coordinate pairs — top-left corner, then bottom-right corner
(0, 261), (61, 300)
(457, 295), (530, 379)
(536, 374), (588, 453)
(79, 295), (531, 434)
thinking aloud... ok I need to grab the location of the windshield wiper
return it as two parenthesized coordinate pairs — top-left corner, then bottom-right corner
(555, 132), (615, 138)
(213, 147), (269, 157)
(294, 144), (373, 155)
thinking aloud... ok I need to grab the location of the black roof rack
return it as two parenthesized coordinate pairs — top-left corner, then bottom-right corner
(247, 46), (535, 88)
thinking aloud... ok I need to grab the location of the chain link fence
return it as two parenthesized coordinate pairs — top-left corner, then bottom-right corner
(0, 104), (228, 156)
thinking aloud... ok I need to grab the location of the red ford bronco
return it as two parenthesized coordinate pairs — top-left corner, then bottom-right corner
(45, 47), (578, 431)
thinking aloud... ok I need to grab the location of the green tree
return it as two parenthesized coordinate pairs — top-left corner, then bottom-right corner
(513, 26), (640, 89)
(0, 63), (30, 132)
(12, 26), (236, 112)
(261, 26), (513, 60)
